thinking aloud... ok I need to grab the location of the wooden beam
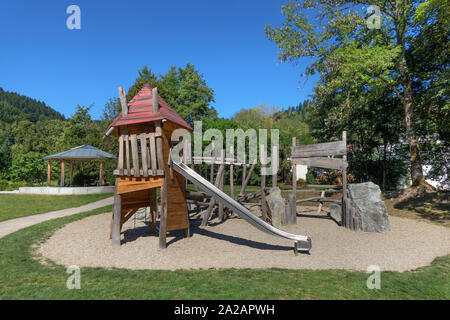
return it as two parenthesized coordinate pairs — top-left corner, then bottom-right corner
(201, 151), (225, 226)
(159, 174), (168, 248)
(229, 146), (234, 199)
(292, 157), (348, 170)
(60, 160), (65, 187)
(140, 133), (149, 177)
(99, 162), (104, 186)
(116, 176), (164, 195)
(342, 131), (349, 228)
(47, 161), (51, 187)
(149, 132), (157, 173)
(118, 87), (128, 117)
(218, 150), (225, 221)
(292, 137), (297, 198)
(152, 87), (159, 113)
(69, 161), (73, 186)
(130, 134), (140, 178)
(155, 121), (164, 170)
(149, 188), (157, 234)
(260, 144), (268, 222)
(117, 135), (124, 175)
(210, 141), (215, 183)
(112, 180), (122, 246)
(241, 154), (246, 192)
(239, 161), (255, 196)
(296, 197), (340, 203)
(272, 145), (278, 188)
(292, 140), (346, 158)
(288, 193), (297, 225)
(125, 132), (130, 176)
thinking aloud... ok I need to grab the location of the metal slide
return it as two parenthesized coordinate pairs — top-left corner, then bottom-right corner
(172, 161), (312, 253)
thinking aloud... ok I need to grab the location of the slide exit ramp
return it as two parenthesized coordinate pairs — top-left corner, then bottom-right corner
(172, 161), (312, 254)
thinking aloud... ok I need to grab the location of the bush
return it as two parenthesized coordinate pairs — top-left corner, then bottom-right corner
(0, 179), (25, 191)
(9, 152), (46, 184)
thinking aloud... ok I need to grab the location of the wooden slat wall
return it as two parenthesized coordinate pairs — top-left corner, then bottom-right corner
(292, 140), (346, 158)
(114, 129), (163, 177)
(292, 157), (348, 170)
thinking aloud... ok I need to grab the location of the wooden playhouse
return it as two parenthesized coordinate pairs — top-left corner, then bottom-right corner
(104, 84), (192, 248)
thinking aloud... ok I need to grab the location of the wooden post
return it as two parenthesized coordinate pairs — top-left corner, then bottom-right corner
(292, 137), (297, 199)
(111, 179), (122, 246)
(241, 154), (246, 192)
(60, 160), (65, 187)
(317, 190), (325, 213)
(218, 150), (225, 221)
(342, 131), (348, 228)
(272, 145), (278, 188)
(260, 144), (268, 222)
(159, 174), (168, 248)
(149, 188), (157, 234)
(152, 87), (159, 113)
(229, 145), (234, 199)
(119, 87), (128, 117)
(99, 162), (104, 186)
(289, 137), (297, 226)
(69, 161), (73, 186)
(288, 193), (297, 224)
(240, 162), (255, 196)
(201, 152), (225, 226)
(210, 141), (215, 183)
(47, 161), (51, 187)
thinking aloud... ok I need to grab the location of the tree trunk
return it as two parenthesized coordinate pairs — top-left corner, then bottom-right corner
(399, 54), (424, 187)
(404, 99), (424, 186)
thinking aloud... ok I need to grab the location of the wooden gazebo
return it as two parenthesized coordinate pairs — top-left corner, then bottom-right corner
(43, 145), (116, 187)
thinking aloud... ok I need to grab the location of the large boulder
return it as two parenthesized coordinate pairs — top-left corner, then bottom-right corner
(266, 187), (286, 227)
(347, 182), (390, 232)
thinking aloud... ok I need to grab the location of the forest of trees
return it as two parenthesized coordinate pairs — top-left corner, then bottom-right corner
(0, 1), (447, 192)
(266, 0), (449, 191)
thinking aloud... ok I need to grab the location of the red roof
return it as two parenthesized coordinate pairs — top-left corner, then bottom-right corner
(106, 86), (193, 133)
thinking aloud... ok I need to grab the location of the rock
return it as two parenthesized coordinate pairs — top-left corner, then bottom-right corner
(329, 203), (342, 221)
(347, 182), (390, 232)
(266, 187), (286, 227)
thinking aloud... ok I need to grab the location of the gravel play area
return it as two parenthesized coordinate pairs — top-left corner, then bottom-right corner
(37, 207), (450, 272)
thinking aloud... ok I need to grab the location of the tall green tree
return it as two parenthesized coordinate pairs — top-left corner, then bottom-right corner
(265, 0), (439, 187)
(160, 63), (217, 125)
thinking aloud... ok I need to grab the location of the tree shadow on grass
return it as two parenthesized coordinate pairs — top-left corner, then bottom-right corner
(393, 191), (449, 223)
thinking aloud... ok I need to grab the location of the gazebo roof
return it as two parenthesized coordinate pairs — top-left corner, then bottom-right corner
(105, 85), (193, 136)
(43, 145), (116, 161)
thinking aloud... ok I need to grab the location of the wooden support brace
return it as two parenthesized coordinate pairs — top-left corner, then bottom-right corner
(112, 185), (122, 246)
(159, 174), (168, 248)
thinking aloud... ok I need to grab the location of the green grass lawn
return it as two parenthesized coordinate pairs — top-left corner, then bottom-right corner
(0, 193), (113, 222)
(0, 205), (448, 299)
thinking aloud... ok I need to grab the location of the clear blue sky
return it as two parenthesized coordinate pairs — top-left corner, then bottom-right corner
(0, 0), (318, 120)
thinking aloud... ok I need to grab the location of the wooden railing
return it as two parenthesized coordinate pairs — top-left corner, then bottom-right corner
(114, 132), (164, 177)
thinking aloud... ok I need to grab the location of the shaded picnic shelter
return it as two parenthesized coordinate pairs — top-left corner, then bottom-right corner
(43, 145), (116, 187)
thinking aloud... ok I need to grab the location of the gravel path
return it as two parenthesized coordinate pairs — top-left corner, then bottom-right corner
(38, 207), (450, 272)
(0, 197), (113, 239)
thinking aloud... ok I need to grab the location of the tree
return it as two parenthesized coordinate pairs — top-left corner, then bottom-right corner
(121, 64), (217, 126)
(9, 152), (47, 183)
(160, 63), (217, 125)
(265, 0), (436, 187)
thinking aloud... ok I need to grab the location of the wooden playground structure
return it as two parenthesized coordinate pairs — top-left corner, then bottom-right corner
(103, 84), (354, 252)
(104, 85), (192, 248)
(289, 132), (356, 229)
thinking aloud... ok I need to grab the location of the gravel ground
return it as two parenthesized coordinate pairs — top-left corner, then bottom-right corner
(37, 207), (450, 272)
